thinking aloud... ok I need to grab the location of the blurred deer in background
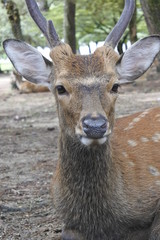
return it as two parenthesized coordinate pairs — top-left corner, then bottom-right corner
(11, 70), (49, 93)
(3, 0), (160, 239)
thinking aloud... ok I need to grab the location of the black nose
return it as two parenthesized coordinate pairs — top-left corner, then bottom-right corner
(82, 115), (107, 139)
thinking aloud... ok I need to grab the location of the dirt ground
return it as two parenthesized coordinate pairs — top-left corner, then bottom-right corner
(0, 73), (160, 240)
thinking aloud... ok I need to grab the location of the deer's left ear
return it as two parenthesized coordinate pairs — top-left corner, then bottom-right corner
(116, 36), (160, 84)
(3, 39), (53, 89)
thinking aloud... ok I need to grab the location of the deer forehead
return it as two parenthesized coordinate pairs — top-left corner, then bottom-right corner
(50, 44), (119, 83)
(54, 75), (117, 93)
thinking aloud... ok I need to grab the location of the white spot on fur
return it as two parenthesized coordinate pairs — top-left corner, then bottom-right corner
(132, 117), (140, 123)
(128, 161), (135, 167)
(122, 152), (128, 158)
(152, 132), (160, 142)
(124, 125), (133, 131)
(128, 140), (137, 147)
(155, 114), (160, 122)
(148, 166), (160, 176)
(124, 121), (134, 131)
(140, 137), (149, 143)
(124, 111), (149, 131)
(155, 180), (160, 186)
(139, 109), (150, 118)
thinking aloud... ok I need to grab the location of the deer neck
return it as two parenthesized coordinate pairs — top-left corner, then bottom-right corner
(58, 133), (121, 208)
(57, 133), (125, 237)
(57, 133), (126, 238)
(59, 133), (114, 182)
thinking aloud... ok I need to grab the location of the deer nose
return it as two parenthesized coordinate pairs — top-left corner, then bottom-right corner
(82, 115), (107, 139)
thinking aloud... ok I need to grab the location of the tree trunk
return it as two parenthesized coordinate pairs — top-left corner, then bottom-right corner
(129, 0), (137, 44)
(3, 0), (24, 40)
(140, 0), (160, 73)
(140, 0), (160, 34)
(64, 0), (76, 53)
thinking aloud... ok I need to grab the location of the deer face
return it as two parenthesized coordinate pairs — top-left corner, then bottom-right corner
(4, 37), (160, 147)
(3, 0), (160, 148)
(49, 44), (119, 146)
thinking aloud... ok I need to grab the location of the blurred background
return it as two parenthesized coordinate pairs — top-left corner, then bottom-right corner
(0, 0), (160, 70)
(1, 1), (160, 239)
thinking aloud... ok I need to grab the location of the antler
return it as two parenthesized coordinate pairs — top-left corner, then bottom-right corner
(105, 0), (135, 48)
(25, 0), (61, 48)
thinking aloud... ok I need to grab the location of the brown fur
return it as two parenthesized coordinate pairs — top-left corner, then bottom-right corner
(48, 44), (160, 239)
(50, 44), (119, 78)
(18, 81), (49, 93)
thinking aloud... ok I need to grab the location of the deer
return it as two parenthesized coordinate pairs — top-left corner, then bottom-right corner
(3, 0), (160, 239)
(11, 70), (49, 93)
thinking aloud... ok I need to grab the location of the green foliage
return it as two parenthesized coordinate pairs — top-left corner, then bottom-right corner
(0, 0), (148, 58)
(0, 61), (12, 72)
(0, 0), (64, 56)
(0, 2), (12, 56)
(44, 1), (64, 40)
(76, 0), (121, 45)
(76, 0), (148, 48)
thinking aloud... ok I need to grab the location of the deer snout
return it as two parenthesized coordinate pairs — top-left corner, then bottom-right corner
(82, 115), (107, 139)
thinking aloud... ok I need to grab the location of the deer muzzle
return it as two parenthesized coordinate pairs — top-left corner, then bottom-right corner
(82, 115), (107, 139)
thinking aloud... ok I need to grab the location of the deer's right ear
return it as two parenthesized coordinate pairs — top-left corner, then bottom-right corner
(3, 39), (53, 89)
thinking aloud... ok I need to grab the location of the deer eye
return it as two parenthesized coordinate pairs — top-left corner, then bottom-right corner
(111, 83), (119, 93)
(56, 85), (67, 95)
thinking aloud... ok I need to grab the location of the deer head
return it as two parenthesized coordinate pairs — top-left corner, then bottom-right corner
(3, 0), (160, 146)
